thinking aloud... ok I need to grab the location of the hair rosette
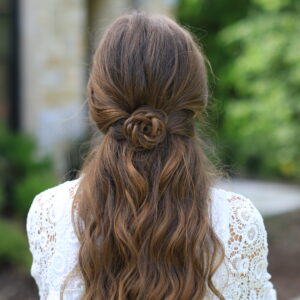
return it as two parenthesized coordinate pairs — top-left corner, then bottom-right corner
(122, 106), (168, 150)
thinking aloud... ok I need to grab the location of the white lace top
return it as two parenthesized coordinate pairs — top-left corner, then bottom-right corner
(26, 176), (277, 300)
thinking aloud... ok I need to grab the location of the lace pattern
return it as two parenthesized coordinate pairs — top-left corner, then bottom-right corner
(26, 180), (84, 300)
(220, 191), (276, 299)
(26, 179), (277, 300)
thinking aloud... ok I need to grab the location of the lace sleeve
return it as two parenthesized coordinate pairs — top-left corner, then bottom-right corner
(226, 193), (277, 299)
(26, 189), (57, 299)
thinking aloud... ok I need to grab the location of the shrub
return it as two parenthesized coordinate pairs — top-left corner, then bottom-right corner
(0, 123), (58, 217)
(177, 0), (300, 181)
(0, 219), (32, 270)
(218, 13), (300, 179)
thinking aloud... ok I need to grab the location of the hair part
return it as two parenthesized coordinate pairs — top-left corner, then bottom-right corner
(66, 11), (225, 300)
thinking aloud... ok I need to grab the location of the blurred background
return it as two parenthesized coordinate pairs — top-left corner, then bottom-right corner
(0, 0), (299, 299)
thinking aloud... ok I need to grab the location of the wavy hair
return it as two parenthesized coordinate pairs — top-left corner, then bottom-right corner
(69, 12), (225, 300)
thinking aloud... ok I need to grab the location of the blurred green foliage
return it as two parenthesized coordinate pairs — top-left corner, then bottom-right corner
(0, 123), (58, 217)
(0, 219), (31, 270)
(177, 0), (300, 180)
(0, 123), (58, 270)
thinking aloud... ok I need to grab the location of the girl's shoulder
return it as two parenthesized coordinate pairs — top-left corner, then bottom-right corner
(26, 176), (81, 250)
(26, 177), (83, 299)
(209, 187), (276, 299)
(210, 186), (266, 244)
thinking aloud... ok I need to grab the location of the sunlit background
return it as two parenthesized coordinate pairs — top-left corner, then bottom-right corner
(0, 0), (299, 299)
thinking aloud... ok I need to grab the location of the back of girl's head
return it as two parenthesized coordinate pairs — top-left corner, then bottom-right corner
(70, 11), (225, 300)
(88, 12), (208, 144)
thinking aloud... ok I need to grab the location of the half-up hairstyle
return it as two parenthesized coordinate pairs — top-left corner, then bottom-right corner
(70, 11), (225, 300)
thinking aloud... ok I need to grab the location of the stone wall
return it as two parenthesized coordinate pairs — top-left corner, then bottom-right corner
(20, 0), (87, 176)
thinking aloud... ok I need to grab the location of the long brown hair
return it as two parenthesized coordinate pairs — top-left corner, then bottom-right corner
(71, 11), (225, 300)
